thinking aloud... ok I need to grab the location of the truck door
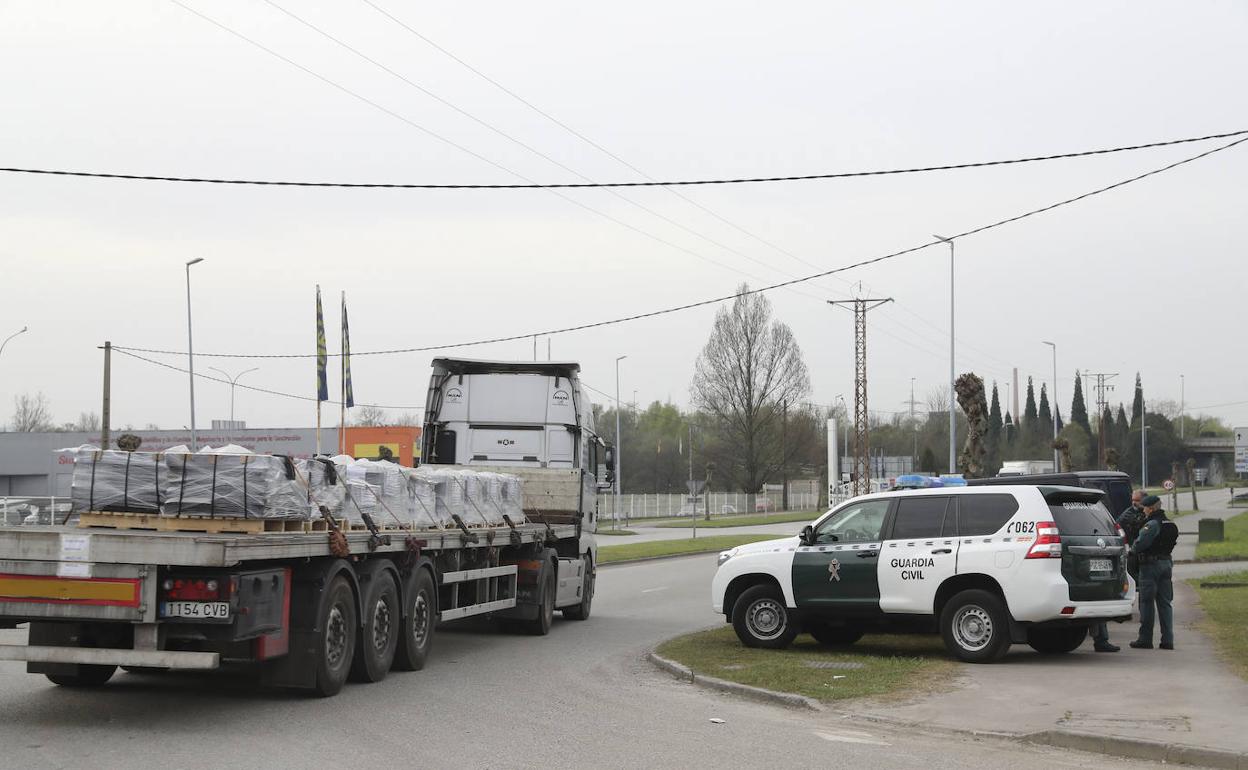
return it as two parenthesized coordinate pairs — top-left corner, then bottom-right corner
(878, 496), (958, 614)
(791, 499), (891, 617)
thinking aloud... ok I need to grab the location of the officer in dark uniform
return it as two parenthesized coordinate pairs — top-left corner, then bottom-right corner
(1129, 495), (1178, 650)
(1117, 490), (1147, 581)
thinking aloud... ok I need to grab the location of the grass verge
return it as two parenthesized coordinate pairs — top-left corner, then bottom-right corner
(1195, 512), (1248, 561)
(655, 511), (817, 529)
(1190, 570), (1248, 682)
(594, 528), (636, 536)
(656, 626), (956, 703)
(598, 534), (781, 564)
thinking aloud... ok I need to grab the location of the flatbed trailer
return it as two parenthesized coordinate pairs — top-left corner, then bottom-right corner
(0, 518), (594, 696)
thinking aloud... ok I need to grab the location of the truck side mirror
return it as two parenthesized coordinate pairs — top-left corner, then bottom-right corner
(604, 444), (616, 485)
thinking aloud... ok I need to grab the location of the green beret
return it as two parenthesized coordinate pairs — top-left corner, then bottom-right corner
(1141, 494), (1161, 506)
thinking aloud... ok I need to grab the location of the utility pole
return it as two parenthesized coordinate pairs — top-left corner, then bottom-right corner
(781, 399), (788, 511)
(614, 355), (627, 527)
(934, 234), (956, 473)
(1082, 370), (1118, 468)
(1179, 374), (1185, 439)
(904, 379), (920, 472)
(100, 341), (112, 450)
(185, 258), (204, 450)
(829, 296), (893, 496)
(1043, 342), (1058, 471)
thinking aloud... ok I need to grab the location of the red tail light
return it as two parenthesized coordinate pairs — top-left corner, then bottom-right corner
(1025, 521), (1062, 559)
(1115, 522), (1126, 544)
(160, 576), (231, 601)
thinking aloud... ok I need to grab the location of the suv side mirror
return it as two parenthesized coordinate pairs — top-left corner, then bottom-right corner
(603, 444), (616, 485)
(799, 524), (814, 546)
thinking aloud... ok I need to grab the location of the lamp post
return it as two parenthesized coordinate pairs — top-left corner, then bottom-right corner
(0, 326), (28, 361)
(934, 234), (956, 473)
(1042, 341), (1058, 470)
(615, 355), (627, 526)
(185, 258), (204, 450)
(207, 366), (259, 424)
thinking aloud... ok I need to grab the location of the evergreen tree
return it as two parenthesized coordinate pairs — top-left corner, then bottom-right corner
(1070, 371), (1090, 432)
(1116, 404), (1129, 435)
(1056, 405), (1064, 432)
(919, 446), (938, 474)
(1038, 384), (1053, 432)
(1131, 373), (1144, 427)
(1023, 377), (1038, 438)
(1101, 405), (1116, 447)
(986, 383), (1003, 475)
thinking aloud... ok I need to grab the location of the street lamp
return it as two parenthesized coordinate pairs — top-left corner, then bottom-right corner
(1042, 341), (1058, 470)
(614, 355), (627, 526)
(934, 234), (956, 473)
(0, 326), (28, 361)
(185, 258), (204, 450)
(207, 366), (259, 424)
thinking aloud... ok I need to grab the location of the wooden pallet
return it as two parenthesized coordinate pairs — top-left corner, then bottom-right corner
(77, 511), (326, 535)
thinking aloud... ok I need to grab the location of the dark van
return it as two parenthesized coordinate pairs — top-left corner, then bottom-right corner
(967, 471), (1133, 517)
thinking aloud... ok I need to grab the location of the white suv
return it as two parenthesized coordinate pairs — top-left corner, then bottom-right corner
(711, 485), (1134, 662)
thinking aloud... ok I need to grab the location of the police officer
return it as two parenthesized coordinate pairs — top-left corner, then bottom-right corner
(1117, 490), (1147, 580)
(1129, 495), (1178, 650)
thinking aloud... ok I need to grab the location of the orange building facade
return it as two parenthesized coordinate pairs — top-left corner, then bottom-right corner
(341, 426), (422, 466)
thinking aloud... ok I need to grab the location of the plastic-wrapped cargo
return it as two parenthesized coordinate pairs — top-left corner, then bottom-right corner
(161, 446), (307, 520)
(298, 457), (346, 520)
(340, 459), (407, 527)
(404, 467), (445, 529)
(499, 474), (525, 523)
(65, 446), (166, 515)
(424, 468), (466, 524)
(459, 470), (504, 526)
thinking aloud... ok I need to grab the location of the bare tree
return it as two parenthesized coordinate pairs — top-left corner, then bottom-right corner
(352, 406), (388, 427)
(75, 412), (101, 432)
(395, 411), (423, 426)
(691, 284), (810, 494)
(11, 392), (53, 432)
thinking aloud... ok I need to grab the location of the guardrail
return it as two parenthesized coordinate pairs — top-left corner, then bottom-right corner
(599, 492), (826, 522)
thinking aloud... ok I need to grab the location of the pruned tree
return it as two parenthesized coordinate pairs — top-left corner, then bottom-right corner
(955, 372), (988, 478)
(11, 392), (53, 432)
(690, 284), (810, 494)
(1053, 437), (1072, 473)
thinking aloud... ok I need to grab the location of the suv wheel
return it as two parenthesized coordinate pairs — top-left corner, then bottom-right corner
(940, 589), (1012, 663)
(732, 584), (798, 649)
(1026, 626), (1088, 654)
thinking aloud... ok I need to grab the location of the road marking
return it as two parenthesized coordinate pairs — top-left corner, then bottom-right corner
(813, 730), (890, 746)
(641, 586), (669, 593)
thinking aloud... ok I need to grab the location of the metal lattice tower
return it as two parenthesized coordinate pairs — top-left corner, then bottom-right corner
(829, 296), (893, 496)
(1082, 370), (1118, 468)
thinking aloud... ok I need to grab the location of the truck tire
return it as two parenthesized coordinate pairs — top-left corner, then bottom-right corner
(46, 664), (117, 688)
(731, 584), (798, 649)
(393, 567), (436, 672)
(351, 569), (400, 683)
(807, 622), (864, 647)
(562, 554), (594, 621)
(940, 589), (1012, 663)
(313, 575), (357, 697)
(520, 559), (557, 636)
(1026, 626), (1088, 655)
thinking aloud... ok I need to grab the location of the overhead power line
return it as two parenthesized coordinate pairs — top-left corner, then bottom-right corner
(113, 348), (422, 410)
(111, 132), (1248, 361)
(3, 129), (1243, 189)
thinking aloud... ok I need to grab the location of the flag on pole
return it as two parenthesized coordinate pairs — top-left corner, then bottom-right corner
(341, 294), (354, 408)
(315, 286), (328, 402)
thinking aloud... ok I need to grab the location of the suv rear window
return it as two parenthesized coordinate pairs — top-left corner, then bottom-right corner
(1048, 501), (1118, 536)
(957, 494), (1020, 535)
(890, 497), (949, 540)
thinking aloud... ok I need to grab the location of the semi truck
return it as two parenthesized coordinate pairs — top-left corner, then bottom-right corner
(0, 358), (609, 696)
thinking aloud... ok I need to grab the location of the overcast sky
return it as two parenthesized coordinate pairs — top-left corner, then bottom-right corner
(1, 1), (1245, 435)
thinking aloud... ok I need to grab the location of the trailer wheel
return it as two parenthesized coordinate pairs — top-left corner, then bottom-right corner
(393, 567), (436, 672)
(520, 558), (557, 636)
(351, 569), (400, 683)
(313, 575), (357, 697)
(46, 664), (117, 688)
(562, 553), (594, 621)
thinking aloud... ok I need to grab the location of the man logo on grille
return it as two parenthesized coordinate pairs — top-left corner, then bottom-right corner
(828, 559), (841, 582)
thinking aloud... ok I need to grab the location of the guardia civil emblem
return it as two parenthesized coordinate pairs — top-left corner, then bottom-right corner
(827, 559), (841, 582)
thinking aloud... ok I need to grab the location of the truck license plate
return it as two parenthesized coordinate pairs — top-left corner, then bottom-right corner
(161, 601), (230, 619)
(1089, 558), (1113, 573)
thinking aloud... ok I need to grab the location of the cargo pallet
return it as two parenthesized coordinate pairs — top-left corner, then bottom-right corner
(77, 511), (330, 535)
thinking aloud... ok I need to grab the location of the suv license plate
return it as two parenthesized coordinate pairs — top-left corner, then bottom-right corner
(161, 601), (230, 619)
(1089, 558), (1113, 573)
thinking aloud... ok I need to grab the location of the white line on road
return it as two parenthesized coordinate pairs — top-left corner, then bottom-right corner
(814, 730), (891, 746)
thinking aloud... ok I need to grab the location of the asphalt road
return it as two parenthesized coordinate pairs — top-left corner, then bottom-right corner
(0, 555), (1166, 770)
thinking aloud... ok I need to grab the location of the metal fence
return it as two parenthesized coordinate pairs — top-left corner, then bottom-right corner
(599, 492), (823, 522)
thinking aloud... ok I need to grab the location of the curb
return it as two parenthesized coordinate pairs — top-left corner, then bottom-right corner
(599, 551), (726, 568)
(645, 651), (821, 711)
(645, 651), (1248, 769)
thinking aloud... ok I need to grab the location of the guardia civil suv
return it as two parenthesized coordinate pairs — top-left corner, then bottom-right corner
(711, 485), (1134, 662)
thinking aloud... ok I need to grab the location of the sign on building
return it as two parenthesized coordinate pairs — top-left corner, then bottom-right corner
(1236, 427), (1248, 474)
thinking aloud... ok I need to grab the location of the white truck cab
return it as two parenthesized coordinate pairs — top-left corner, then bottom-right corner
(711, 484), (1134, 662)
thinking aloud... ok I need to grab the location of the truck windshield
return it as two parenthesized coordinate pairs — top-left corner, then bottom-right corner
(1047, 501), (1117, 536)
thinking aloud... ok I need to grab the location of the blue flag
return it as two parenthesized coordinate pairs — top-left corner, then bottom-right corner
(316, 286), (328, 402)
(341, 293), (354, 408)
